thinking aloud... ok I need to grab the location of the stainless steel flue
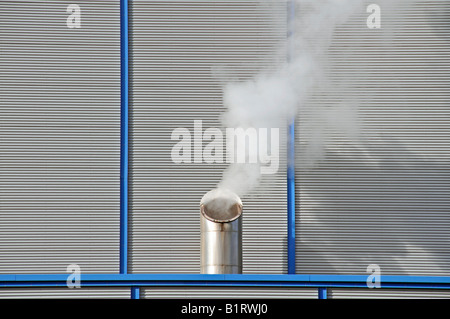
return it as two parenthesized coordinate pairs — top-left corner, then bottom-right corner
(200, 189), (242, 274)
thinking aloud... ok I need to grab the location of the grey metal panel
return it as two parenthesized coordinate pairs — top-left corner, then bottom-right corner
(129, 0), (288, 274)
(142, 287), (316, 299)
(0, 288), (130, 299)
(329, 288), (450, 299)
(0, 1), (121, 273)
(296, 0), (450, 275)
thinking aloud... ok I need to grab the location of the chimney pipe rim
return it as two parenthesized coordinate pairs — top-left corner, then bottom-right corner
(200, 203), (242, 223)
(200, 188), (243, 223)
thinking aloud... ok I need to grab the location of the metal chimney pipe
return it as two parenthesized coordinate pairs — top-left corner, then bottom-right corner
(200, 189), (243, 274)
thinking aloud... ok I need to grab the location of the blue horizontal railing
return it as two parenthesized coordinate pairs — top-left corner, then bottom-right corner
(2, 274), (450, 299)
(1, 274), (450, 293)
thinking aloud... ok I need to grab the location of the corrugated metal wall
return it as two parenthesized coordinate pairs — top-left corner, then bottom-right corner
(142, 287), (316, 299)
(329, 288), (450, 299)
(129, 0), (288, 274)
(0, 0), (121, 275)
(1, 0), (450, 299)
(296, 0), (450, 277)
(0, 287), (129, 299)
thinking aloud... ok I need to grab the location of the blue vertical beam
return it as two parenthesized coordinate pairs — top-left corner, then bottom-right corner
(287, 122), (296, 274)
(287, 0), (296, 275)
(120, 0), (129, 275)
(318, 287), (328, 299)
(131, 287), (140, 299)
(287, 121), (296, 275)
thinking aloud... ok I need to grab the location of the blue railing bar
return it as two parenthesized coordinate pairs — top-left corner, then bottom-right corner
(119, 0), (129, 275)
(3, 274), (450, 283)
(2, 274), (450, 288)
(2, 282), (450, 290)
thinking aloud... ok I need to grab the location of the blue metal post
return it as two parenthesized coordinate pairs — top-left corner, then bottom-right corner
(287, 122), (296, 274)
(318, 287), (328, 299)
(119, 0), (129, 275)
(131, 287), (140, 299)
(287, 0), (296, 275)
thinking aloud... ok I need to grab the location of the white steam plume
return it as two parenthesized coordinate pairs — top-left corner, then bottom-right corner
(218, 0), (408, 196)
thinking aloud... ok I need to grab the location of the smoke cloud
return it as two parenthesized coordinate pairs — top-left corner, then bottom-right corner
(217, 0), (410, 196)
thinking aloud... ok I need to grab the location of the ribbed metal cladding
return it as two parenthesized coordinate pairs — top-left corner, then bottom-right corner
(0, 1), (121, 273)
(142, 287), (316, 299)
(296, 0), (450, 276)
(329, 288), (450, 299)
(129, 1), (288, 274)
(0, 288), (130, 299)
